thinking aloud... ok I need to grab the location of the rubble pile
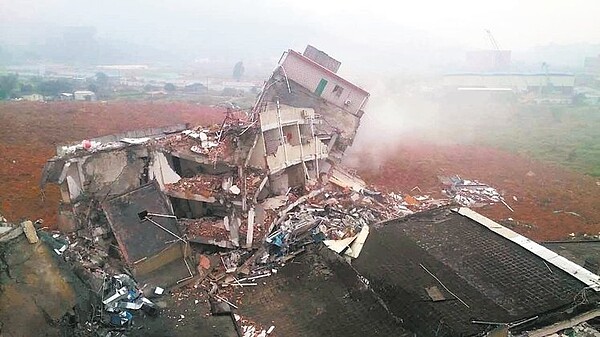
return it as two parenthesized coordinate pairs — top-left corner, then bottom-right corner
(166, 174), (226, 195)
(35, 46), (520, 336)
(554, 322), (600, 336)
(244, 170), (268, 198)
(153, 113), (254, 163)
(34, 153), (453, 335)
(11, 44), (600, 336)
(265, 188), (385, 257)
(440, 175), (505, 207)
(101, 274), (159, 326)
(181, 218), (230, 241)
(235, 314), (271, 337)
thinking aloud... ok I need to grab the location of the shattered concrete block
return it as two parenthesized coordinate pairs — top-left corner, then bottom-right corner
(21, 221), (39, 244)
(0, 226), (13, 236)
(92, 226), (107, 237)
(229, 185), (241, 195)
(0, 226), (24, 243)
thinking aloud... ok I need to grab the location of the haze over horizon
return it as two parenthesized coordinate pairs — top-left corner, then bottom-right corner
(1, 0), (600, 73)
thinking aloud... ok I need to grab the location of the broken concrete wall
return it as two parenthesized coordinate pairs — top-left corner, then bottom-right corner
(149, 151), (181, 189)
(260, 72), (363, 161)
(40, 158), (66, 189)
(53, 145), (150, 207)
(258, 105), (316, 131)
(64, 160), (84, 200)
(175, 155), (236, 176)
(265, 140), (327, 174)
(0, 230), (90, 337)
(268, 164), (307, 195)
(303, 44), (342, 73)
(247, 133), (267, 169)
(82, 146), (148, 197)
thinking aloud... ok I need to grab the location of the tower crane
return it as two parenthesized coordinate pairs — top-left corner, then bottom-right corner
(485, 29), (501, 51)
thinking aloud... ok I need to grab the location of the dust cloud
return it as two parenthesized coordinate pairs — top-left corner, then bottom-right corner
(343, 74), (517, 171)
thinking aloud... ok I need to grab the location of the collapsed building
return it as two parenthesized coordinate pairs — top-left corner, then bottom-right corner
(31, 46), (600, 337)
(39, 45), (372, 287)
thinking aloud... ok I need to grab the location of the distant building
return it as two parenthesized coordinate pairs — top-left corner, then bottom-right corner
(183, 83), (208, 93)
(96, 65), (149, 71)
(575, 87), (600, 105)
(222, 81), (259, 93)
(59, 93), (73, 101)
(443, 73), (575, 95)
(584, 54), (600, 75)
(21, 94), (44, 102)
(73, 90), (97, 101)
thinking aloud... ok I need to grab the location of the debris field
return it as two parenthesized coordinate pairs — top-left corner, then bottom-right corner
(2, 45), (600, 337)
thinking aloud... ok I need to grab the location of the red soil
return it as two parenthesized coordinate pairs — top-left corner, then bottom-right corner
(1, 101), (599, 241)
(0, 101), (226, 225)
(355, 141), (600, 241)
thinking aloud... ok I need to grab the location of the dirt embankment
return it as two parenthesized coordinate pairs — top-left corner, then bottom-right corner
(0, 101), (226, 225)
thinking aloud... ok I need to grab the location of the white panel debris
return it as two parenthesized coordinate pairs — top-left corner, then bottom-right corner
(329, 166), (366, 192)
(120, 137), (150, 145)
(324, 235), (358, 254)
(149, 151), (181, 188)
(345, 225), (370, 259)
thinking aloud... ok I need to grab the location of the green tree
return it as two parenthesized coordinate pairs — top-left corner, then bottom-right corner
(38, 79), (74, 96)
(19, 83), (34, 94)
(232, 61), (244, 81)
(164, 83), (176, 92)
(88, 83), (99, 93)
(91, 72), (111, 98)
(0, 74), (18, 99)
(95, 72), (108, 85)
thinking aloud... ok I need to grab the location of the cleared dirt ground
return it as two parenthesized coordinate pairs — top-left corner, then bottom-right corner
(354, 140), (600, 241)
(0, 101), (225, 226)
(1, 101), (599, 241)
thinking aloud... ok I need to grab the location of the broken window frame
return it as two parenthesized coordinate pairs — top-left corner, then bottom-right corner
(332, 84), (344, 97)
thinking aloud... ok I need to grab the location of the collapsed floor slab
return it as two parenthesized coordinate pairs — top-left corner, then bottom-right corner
(103, 181), (195, 288)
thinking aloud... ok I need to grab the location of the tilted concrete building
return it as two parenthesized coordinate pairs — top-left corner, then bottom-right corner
(250, 45), (370, 192)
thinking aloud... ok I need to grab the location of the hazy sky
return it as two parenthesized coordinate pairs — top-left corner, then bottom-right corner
(1, 0), (599, 70)
(3, 0), (599, 47)
(285, 0), (600, 49)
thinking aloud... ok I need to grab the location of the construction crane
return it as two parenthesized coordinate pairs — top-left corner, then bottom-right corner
(485, 29), (501, 51)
